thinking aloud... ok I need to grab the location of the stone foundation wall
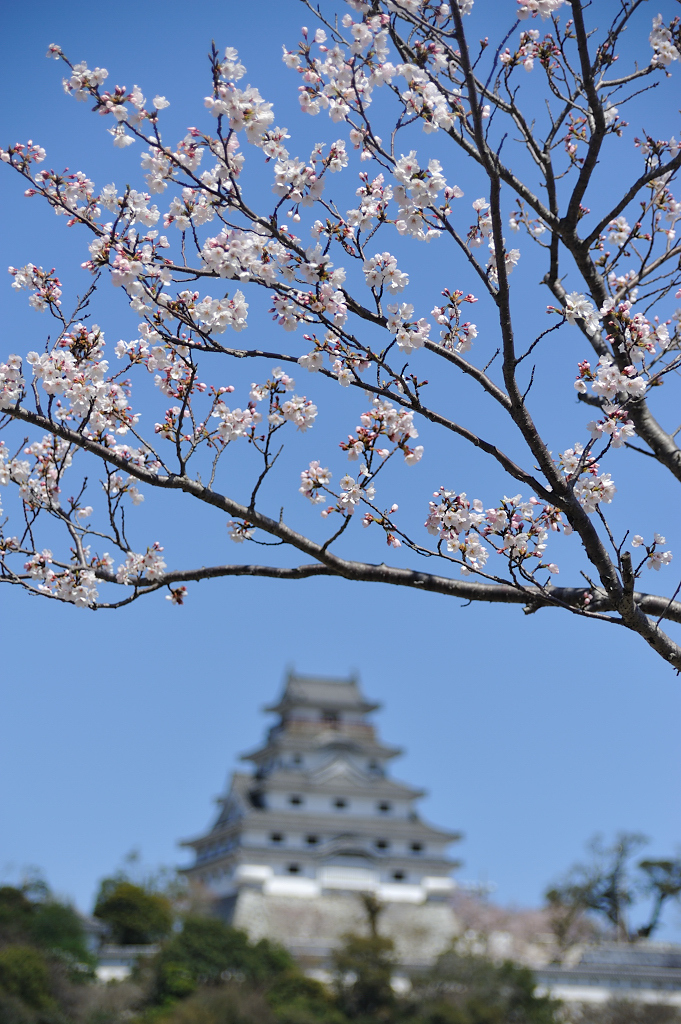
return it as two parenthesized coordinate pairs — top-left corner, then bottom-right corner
(228, 889), (460, 969)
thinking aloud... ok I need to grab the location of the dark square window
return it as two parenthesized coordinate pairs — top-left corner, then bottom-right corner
(292, 754), (302, 765)
(289, 795), (303, 806)
(375, 839), (389, 850)
(410, 843), (423, 853)
(306, 835), (319, 845)
(378, 802), (392, 813)
(270, 833), (283, 843)
(392, 871), (405, 881)
(334, 798), (347, 809)
(288, 864), (301, 874)
(322, 710), (339, 723)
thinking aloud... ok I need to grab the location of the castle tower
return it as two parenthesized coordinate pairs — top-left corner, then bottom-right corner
(180, 673), (461, 966)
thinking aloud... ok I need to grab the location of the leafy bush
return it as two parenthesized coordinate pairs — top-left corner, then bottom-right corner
(149, 982), (276, 1024)
(94, 880), (173, 946)
(267, 971), (347, 1024)
(566, 1000), (681, 1024)
(409, 949), (559, 1024)
(148, 917), (294, 1004)
(0, 945), (54, 1010)
(332, 933), (396, 1022)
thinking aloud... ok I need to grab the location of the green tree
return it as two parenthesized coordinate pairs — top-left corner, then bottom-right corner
(94, 879), (173, 945)
(545, 833), (681, 946)
(0, 945), (54, 1011)
(30, 901), (94, 965)
(566, 1001), (681, 1024)
(149, 916), (293, 1005)
(0, 883), (94, 975)
(332, 933), (396, 1022)
(412, 950), (558, 1024)
(150, 982), (277, 1024)
(267, 970), (347, 1024)
(0, 887), (34, 946)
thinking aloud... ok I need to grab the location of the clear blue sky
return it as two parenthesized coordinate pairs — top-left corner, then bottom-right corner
(1, 0), (680, 940)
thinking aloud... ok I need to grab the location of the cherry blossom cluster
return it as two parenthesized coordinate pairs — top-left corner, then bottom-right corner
(603, 302), (673, 366)
(562, 292), (600, 336)
(227, 520), (255, 543)
(631, 532), (673, 572)
(331, 470), (376, 517)
(0, 355), (26, 409)
(346, 172), (392, 232)
(508, 200), (547, 239)
(286, 18), (394, 123)
(0, 433), (72, 511)
(392, 150), (460, 241)
(574, 355), (646, 403)
(27, 167), (99, 223)
(385, 303), (431, 354)
(486, 238), (521, 285)
(431, 290), (479, 353)
(649, 14), (681, 68)
(517, 0), (566, 18)
(299, 460), (333, 504)
(210, 401), (261, 444)
(363, 252), (409, 294)
(24, 551), (101, 608)
(467, 198), (493, 248)
(9, 264), (62, 310)
(251, 366), (318, 432)
(0, 140), (46, 167)
(559, 444), (616, 514)
(499, 30), (560, 73)
(425, 488), (561, 576)
(338, 397), (423, 466)
(115, 543), (167, 584)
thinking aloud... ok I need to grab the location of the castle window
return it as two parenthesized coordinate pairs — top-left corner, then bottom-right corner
(322, 710), (339, 723)
(288, 863), (301, 874)
(270, 833), (284, 843)
(289, 794), (304, 806)
(292, 754), (303, 765)
(378, 801), (392, 813)
(368, 759), (379, 771)
(410, 842), (423, 853)
(375, 839), (389, 850)
(392, 871), (405, 881)
(306, 835), (319, 845)
(333, 798), (347, 810)
(249, 789), (266, 809)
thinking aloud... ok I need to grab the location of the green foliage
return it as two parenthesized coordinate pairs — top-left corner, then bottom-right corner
(410, 949), (559, 1024)
(0, 991), (38, 1024)
(566, 1000), (681, 1024)
(0, 887), (35, 946)
(148, 982), (277, 1024)
(149, 916), (294, 1005)
(94, 880), (173, 946)
(31, 902), (94, 966)
(0, 945), (54, 1010)
(267, 970), (347, 1024)
(332, 933), (396, 1021)
(0, 883), (95, 982)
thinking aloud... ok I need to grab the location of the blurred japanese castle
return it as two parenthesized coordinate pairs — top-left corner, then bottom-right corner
(180, 673), (461, 966)
(173, 671), (681, 996)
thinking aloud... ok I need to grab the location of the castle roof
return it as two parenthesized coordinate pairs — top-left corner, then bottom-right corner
(265, 673), (380, 714)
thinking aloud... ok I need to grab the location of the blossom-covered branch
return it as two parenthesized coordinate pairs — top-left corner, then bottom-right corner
(3, 0), (681, 669)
